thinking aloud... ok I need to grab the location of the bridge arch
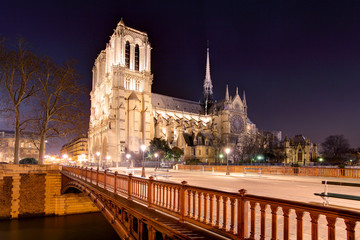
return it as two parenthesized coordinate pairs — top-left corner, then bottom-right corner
(60, 173), (199, 240)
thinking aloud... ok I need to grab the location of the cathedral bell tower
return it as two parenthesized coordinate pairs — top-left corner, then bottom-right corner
(203, 47), (213, 115)
(88, 18), (153, 167)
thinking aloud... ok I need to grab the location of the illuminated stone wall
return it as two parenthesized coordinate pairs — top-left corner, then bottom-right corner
(0, 164), (99, 219)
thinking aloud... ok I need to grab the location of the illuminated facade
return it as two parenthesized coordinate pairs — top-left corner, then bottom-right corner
(282, 135), (317, 165)
(88, 20), (256, 166)
(0, 130), (40, 163)
(60, 136), (88, 164)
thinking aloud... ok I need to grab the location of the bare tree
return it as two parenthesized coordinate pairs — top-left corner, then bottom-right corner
(33, 57), (87, 164)
(0, 40), (39, 163)
(321, 135), (351, 164)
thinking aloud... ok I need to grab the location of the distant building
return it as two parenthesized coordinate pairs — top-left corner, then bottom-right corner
(281, 135), (317, 165)
(0, 130), (40, 163)
(60, 136), (88, 164)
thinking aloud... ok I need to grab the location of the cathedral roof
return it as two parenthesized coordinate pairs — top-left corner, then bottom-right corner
(152, 93), (203, 114)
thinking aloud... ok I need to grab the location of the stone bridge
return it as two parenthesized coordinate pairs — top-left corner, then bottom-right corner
(1, 164), (359, 239)
(62, 166), (360, 240)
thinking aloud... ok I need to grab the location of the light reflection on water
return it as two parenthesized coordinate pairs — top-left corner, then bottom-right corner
(0, 213), (120, 240)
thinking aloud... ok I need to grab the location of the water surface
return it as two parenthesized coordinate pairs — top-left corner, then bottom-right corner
(0, 213), (120, 240)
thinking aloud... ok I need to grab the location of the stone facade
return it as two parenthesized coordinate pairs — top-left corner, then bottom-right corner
(282, 135), (317, 165)
(88, 20), (257, 166)
(0, 164), (99, 219)
(0, 130), (41, 163)
(60, 135), (88, 164)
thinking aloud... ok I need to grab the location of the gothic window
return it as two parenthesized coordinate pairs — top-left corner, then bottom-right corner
(125, 41), (130, 68)
(193, 148), (196, 156)
(125, 77), (130, 89)
(206, 148), (209, 155)
(298, 149), (302, 162)
(135, 80), (140, 92)
(135, 44), (139, 71)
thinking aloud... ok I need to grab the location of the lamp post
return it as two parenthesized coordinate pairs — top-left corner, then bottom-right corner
(141, 144), (146, 177)
(106, 156), (111, 168)
(96, 152), (100, 167)
(219, 154), (224, 165)
(62, 154), (68, 165)
(154, 153), (159, 171)
(126, 153), (131, 168)
(225, 148), (231, 175)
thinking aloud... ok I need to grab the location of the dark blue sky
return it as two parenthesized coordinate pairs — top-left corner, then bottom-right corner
(1, 0), (360, 153)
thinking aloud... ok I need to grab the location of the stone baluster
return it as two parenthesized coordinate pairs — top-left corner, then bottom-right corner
(216, 195), (221, 228)
(260, 203), (267, 240)
(148, 176), (153, 208)
(345, 219), (356, 240)
(282, 207), (290, 240)
(114, 171), (118, 194)
(128, 173), (132, 200)
(250, 202), (256, 239)
(198, 192), (202, 221)
(96, 167), (99, 186)
(104, 170), (107, 190)
(230, 197), (235, 233)
(209, 194), (214, 226)
(222, 196), (227, 231)
(179, 181), (187, 223)
(326, 216), (336, 240)
(296, 210), (304, 240)
(204, 193), (208, 224)
(193, 191), (197, 219)
(270, 205), (278, 240)
(310, 212), (319, 240)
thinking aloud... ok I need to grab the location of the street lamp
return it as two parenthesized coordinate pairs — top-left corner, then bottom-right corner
(106, 155), (111, 168)
(96, 152), (100, 167)
(141, 144), (146, 177)
(219, 153), (224, 164)
(225, 147), (231, 175)
(126, 153), (131, 167)
(154, 153), (159, 171)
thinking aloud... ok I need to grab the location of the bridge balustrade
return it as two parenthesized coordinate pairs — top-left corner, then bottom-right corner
(177, 165), (360, 178)
(62, 166), (360, 240)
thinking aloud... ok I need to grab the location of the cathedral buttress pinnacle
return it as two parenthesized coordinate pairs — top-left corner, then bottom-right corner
(225, 84), (229, 103)
(203, 47), (213, 114)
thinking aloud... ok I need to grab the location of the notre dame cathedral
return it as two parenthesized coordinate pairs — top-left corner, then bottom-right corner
(88, 19), (257, 166)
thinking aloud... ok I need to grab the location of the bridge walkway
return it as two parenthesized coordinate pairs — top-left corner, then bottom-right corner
(62, 171), (228, 240)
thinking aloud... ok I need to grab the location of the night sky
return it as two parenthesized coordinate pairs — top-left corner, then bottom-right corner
(1, 0), (360, 154)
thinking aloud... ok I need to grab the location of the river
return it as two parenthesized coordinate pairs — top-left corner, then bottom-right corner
(0, 213), (120, 240)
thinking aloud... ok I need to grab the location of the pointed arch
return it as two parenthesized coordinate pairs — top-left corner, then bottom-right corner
(125, 41), (130, 68)
(135, 44), (140, 71)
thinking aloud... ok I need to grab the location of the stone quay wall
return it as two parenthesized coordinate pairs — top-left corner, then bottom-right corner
(0, 164), (99, 220)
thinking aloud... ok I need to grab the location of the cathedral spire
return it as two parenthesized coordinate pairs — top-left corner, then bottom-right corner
(203, 47), (213, 98)
(203, 46), (213, 115)
(236, 87), (239, 96)
(225, 84), (229, 102)
(119, 17), (125, 26)
(243, 90), (247, 106)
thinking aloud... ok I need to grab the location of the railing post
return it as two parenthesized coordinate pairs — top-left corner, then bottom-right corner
(114, 171), (118, 194)
(104, 170), (107, 190)
(90, 168), (93, 184)
(179, 180), (187, 223)
(148, 176), (154, 208)
(96, 167), (99, 186)
(85, 167), (88, 182)
(128, 173), (132, 200)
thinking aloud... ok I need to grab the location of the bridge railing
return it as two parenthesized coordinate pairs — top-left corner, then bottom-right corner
(62, 166), (360, 240)
(176, 164), (360, 178)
